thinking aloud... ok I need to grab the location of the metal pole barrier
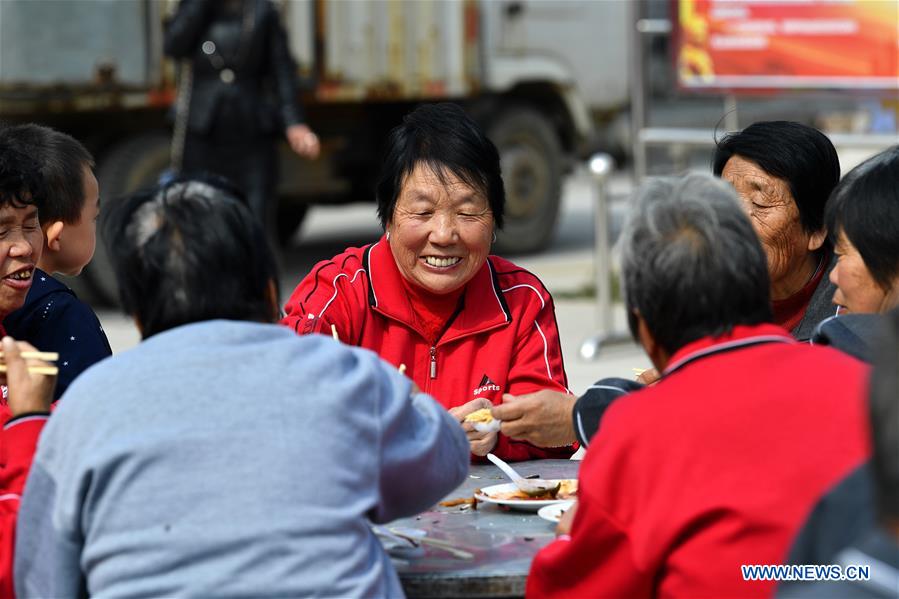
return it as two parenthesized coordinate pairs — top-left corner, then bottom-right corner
(629, 0), (647, 183)
(724, 94), (739, 131)
(592, 154), (615, 334)
(580, 154), (632, 361)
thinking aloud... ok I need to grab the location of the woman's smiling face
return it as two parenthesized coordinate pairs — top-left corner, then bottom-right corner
(387, 163), (494, 295)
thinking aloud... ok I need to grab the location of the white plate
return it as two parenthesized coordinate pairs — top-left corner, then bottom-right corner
(537, 500), (575, 523)
(474, 481), (574, 512)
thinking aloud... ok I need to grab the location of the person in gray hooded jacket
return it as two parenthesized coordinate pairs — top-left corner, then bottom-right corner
(14, 176), (469, 598)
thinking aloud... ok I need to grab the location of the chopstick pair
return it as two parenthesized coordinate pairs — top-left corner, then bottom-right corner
(0, 351), (59, 376)
(331, 325), (407, 375)
(387, 528), (474, 560)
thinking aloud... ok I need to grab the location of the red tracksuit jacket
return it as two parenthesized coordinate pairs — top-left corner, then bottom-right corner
(0, 415), (47, 599)
(528, 324), (871, 598)
(282, 237), (572, 461)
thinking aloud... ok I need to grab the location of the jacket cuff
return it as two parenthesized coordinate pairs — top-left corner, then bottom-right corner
(4, 412), (50, 430)
(573, 378), (644, 447)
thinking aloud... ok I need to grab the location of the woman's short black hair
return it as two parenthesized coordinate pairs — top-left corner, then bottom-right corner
(375, 103), (505, 229)
(712, 121), (840, 235)
(102, 175), (279, 338)
(825, 145), (899, 292)
(0, 144), (44, 210)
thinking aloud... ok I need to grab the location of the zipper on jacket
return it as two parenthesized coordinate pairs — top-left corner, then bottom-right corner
(427, 301), (463, 381)
(429, 346), (437, 379)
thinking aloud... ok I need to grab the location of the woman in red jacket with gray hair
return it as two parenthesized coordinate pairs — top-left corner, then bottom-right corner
(282, 103), (572, 462)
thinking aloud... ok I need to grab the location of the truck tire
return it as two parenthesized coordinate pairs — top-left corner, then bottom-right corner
(488, 107), (562, 254)
(89, 132), (172, 305)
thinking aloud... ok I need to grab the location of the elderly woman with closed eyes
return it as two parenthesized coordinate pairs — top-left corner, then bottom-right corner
(281, 103), (572, 462)
(713, 121), (841, 341)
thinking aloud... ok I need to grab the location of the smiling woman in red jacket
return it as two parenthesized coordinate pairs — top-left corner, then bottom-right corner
(282, 103), (572, 462)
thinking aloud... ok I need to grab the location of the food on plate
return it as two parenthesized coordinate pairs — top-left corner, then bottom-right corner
(482, 479), (578, 501)
(464, 408), (501, 432)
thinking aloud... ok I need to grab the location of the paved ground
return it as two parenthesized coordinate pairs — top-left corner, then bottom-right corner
(94, 167), (650, 396)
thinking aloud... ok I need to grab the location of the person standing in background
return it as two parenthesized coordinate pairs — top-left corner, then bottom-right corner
(163, 0), (320, 233)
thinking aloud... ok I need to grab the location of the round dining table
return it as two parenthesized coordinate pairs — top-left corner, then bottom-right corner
(391, 459), (580, 598)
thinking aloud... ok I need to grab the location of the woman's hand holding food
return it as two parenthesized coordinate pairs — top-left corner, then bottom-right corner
(0, 337), (55, 416)
(450, 397), (499, 456)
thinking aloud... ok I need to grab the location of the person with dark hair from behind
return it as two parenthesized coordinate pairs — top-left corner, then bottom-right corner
(809, 145), (899, 363)
(713, 121), (840, 340)
(0, 124), (111, 401)
(282, 103), (572, 462)
(14, 177), (468, 597)
(526, 174), (870, 598)
(781, 308), (899, 598)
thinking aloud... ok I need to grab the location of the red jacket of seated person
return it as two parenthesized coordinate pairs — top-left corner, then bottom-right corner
(528, 324), (871, 598)
(282, 237), (573, 461)
(0, 414), (48, 599)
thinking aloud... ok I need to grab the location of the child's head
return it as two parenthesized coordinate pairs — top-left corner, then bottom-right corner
(0, 124), (98, 276)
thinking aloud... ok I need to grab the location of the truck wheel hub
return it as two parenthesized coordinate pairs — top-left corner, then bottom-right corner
(501, 144), (549, 219)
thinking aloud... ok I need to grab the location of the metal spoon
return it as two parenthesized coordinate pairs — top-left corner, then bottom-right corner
(486, 453), (561, 498)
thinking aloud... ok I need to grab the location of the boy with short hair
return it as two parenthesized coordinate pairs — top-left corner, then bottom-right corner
(0, 124), (111, 401)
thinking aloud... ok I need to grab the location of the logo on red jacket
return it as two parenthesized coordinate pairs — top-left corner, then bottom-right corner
(473, 374), (501, 397)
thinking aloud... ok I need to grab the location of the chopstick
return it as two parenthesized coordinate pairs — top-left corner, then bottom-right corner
(0, 351), (58, 361)
(416, 536), (474, 560)
(387, 528), (474, 560)
(0, 364), (58, 376)
(0, 351), (60, 376)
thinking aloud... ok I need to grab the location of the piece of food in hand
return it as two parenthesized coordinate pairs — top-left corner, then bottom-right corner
(464, 407), (501, 432)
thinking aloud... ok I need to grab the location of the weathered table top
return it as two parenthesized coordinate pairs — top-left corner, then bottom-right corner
(393, 459), (580, 598)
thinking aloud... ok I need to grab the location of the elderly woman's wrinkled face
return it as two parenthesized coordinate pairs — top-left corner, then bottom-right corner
(721, 155), (824, 298)
(387, 163), (494, 295)
(830, 231), (899, 314)
(0, 202), (42, 318)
